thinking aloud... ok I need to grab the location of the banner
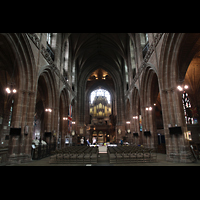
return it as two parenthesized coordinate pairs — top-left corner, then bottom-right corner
(139, 115), (142, 132)
(68, 105), (72, 133)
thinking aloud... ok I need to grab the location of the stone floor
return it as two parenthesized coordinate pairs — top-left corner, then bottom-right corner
(8, 153), (200, 166)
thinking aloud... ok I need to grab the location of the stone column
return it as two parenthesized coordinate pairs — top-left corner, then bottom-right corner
(161, 88), (192, 162)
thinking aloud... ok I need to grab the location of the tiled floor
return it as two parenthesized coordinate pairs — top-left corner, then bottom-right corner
(8, 153), (200, 166)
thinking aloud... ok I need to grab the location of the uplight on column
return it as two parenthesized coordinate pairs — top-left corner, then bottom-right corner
(45, 108), (52, 112)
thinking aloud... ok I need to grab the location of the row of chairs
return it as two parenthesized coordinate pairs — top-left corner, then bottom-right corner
(49, 146), (99, 164)
(107, 146), (157, 163)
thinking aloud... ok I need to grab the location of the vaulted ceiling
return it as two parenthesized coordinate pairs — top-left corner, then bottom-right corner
(69, 33), (130, 75)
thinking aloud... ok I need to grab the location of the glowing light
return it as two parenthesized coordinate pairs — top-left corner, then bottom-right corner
(6, 88), (11, 93)
(45, 108), (52, 112)
(177, 85), (183, 91)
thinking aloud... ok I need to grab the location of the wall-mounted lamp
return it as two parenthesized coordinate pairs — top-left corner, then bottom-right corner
(177, 85), (188, 91)
(45, 108), (52, 112)
(6, 87), (17, 94)
(146, 107), (152, 111)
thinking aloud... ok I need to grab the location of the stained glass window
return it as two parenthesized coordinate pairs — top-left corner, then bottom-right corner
(182, 91), (193, 124)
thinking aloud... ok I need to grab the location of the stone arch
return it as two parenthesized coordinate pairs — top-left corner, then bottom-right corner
(35, 65), (59, 142)
(85, 84), (114, 125)
(158, 33), (200, 161)
(77, 64), (125, 126)
(131, 86), (141, 144)
(159, 33), (200, 128)
(140, 63), (161, 148)
(59, 87), (69, 148)
(140, 63), (158, 107)
(0, 33), (36, 161)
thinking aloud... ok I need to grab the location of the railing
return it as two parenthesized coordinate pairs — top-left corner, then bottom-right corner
(31, 142), (56, 160)
(0, 147), (9, 166)
(46, 43), (55, 61)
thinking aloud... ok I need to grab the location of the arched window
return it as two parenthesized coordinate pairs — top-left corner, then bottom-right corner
(63, 40), (69, 81)
(125, 63), (129, 90)
(64, 40), (69, 72)
(46, 33), (57, 61)
(47, 33), (52, 45)
(130, 39), (136, 79)
(90, 89), (111, 104)
(182, 91), (194, 124)
(47, 33), (57, 48)
(140, 33), (149, 58)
